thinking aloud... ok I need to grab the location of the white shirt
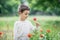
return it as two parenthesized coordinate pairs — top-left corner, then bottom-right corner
(14, 20), (35, 40)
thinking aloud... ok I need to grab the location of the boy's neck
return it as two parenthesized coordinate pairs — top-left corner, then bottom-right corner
(20, 19), (25, 21)
(20, 17), (25, 21)
(19, 16), (26, 21)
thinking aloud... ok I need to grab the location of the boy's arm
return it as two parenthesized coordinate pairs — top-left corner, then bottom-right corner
(29, 21), (40, 31)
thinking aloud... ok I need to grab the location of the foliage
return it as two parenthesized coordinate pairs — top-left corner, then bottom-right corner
(0, 0), (20, 16)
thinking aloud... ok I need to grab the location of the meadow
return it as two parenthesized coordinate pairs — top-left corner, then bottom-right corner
(0, 16), (60, 40)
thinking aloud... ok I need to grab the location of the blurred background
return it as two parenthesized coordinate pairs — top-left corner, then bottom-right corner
(0, 0), (60, 40)
(0, 0), (60, 16)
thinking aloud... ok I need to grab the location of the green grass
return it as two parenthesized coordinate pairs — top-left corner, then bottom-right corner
(0, 16), (60, 40)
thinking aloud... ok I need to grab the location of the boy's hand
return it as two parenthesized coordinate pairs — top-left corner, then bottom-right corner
(33, 17), (40, 27)
(35, 21), (40, 27)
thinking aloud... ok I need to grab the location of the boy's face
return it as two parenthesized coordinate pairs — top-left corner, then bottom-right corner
(20, 10), (30, 20)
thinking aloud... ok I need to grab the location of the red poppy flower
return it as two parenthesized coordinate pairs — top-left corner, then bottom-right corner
(46, 29), (50, 33)
(33, 17), (37, 21)
(40, 34), (44, 38)
(27, 33), (32, 38)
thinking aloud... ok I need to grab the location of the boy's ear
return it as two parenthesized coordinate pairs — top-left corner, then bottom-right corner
(18, 12), (21, 14)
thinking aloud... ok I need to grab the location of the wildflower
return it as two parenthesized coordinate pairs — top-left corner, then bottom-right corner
(27, 33), (32, 38)
(0, 32), (3, 37)
(33, 17), (37, 21)
(40, 34), (44, 38)
(40, 29), (43, 32)
(46, 29), (50, 33)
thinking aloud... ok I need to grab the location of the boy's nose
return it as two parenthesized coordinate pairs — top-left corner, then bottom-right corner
(27, 15), (28, 17)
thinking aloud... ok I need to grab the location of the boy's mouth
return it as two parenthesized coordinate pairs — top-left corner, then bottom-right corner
(25, 17), (28, 18)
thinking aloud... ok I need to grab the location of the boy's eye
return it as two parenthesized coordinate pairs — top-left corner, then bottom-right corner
(25, 13), (27, 15)
(25, 13), (29, 15)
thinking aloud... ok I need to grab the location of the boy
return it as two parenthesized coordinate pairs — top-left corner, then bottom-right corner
(14, 4), (40, 40)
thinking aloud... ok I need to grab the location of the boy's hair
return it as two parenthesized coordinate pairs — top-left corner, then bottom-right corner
(19, 4), (30, 13)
